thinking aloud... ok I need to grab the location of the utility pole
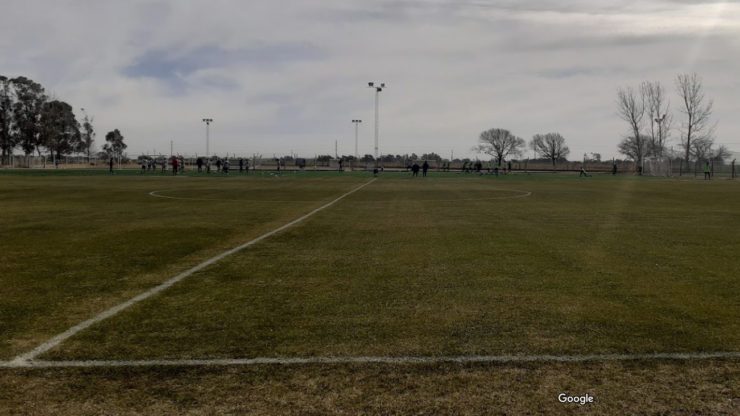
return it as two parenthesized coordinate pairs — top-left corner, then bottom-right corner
(367, 82), (387, 166)
(170, 140), (173, 158)
(335, 141), (338, 159)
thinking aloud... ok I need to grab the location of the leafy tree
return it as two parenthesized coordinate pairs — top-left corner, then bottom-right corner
(529, 133), (570, 169)
(473, 128), (525, 163)
(41, 100), (81, 159)
(421, 152), (443, 161)
(0, 76), (16, 165)
(79, 109), (95, 160)
(360, 154), (375, 163)
(618, 135), (650, 164)
(102, 129), (127, 157)
(10, 77), (47, 157)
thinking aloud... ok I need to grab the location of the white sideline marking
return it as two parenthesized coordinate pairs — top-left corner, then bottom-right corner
(9, 179), (377, 366)
(2, 352), (740, 369)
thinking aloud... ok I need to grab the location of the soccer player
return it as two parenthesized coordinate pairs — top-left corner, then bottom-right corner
(579, 166), (591, 177)
(109, 157), (114, 174)
(140, 159), (146, 174)
(239, 158), (244, 173)
(373, 167), (379, 178)
(223, 159), (230, 174)
(422, 161), (429, 178)
(704, 162), (711, 180)
(245, 158), (250, 174)
(494, 161), (499, 176)
(197, 157), (203, 173)
(412, 162), (420, 177)
(172, 157), (178, 175)
(216, 158), (222, 173)
(179, 157), (185, 174)
(276, 159), (281, 173)
(612, 163), (617, 176)
(161, 158), (166, 174)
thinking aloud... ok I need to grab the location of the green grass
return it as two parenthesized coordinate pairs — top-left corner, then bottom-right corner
(1, 170), (739, 413)
(35, 176), (740, 361)
(0, 174), (366, 360)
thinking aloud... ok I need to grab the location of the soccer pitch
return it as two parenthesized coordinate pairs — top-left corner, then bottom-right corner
(1, 171), (739, 414)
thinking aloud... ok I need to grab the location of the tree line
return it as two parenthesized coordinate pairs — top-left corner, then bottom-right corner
(0, 75), (128, 165)
(616, 72), (727, 168)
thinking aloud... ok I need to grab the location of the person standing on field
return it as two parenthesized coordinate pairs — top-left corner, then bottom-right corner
(239, 158), (244, 173)
(612, 163), (617, 176)
(172, 157), (178, 175)
(140, 159), (146, 174)
(216, 158), (222, 173)
(161, 158), (166, 173)
(704, 162), (711, 180)
(508, 161), (512, 173)
(197, 157), (203, 173)
(245, 158), (250, 174)
(206, 158), (212, 174)
(412, 162), (420, 178)
(422, 161), (430, 178)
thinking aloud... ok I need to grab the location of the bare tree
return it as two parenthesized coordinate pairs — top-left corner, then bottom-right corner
(530, 133), (570, 170)
(472, 128), (525, 163)
(642, 81), (672, 157)
(714, 145), (731, 161)
(675, 72), (716, 164)
(618, 134), (651, 164)
(616, 85), (647, 168)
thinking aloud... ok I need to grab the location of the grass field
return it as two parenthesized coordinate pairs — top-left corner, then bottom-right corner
(1, 169), (739, 414)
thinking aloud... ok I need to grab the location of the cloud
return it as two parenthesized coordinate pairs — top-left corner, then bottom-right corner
(2, 0), (740, 158)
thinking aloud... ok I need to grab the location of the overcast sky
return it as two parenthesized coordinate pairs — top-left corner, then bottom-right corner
(2, 0), (739, 160)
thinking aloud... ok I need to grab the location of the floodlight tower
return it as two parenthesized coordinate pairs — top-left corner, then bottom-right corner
(352, 120), (362, 164)
(367, 82), (387, 165)
(202, 119), (213, 158)
(655, 114), (666, 157)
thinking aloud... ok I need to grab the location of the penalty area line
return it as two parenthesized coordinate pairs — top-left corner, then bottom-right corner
(2, 352), (740, 369)
(9, 179), (377, 366)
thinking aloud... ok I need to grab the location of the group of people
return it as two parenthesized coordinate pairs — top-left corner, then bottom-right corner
(128, 157), (185, 175)
(462, 160), (512, 175)
(124, 157), (257, 175)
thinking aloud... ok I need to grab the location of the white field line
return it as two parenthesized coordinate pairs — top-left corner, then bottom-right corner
(9, 179), (377, 367)
(2, 352), (740, 369)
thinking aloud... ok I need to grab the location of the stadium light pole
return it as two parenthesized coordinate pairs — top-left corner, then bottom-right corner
(202, 119), (213, 158)
(655, 114), (666, 157)
(352, 120), (362, 166)
(367, 82), (386, 166)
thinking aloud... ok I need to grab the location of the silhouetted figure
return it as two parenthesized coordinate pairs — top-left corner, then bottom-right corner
(412, 162), (420, 178)
(422, 161), (429, 178)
